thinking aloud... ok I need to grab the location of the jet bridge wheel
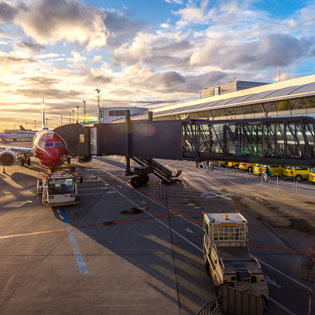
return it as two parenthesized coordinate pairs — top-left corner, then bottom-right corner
(20, 158), (25, 167)
(130, 176), (142, 188)
(139, 174), (149, 185)
(27, 158), (31, 166)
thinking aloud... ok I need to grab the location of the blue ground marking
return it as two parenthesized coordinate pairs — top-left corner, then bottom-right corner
(61, 208), (88, 275)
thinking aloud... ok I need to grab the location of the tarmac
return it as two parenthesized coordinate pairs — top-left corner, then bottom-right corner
(0, 155), (314, 315)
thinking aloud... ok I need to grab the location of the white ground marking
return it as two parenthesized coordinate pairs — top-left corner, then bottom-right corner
(79, 192), (106, 196)
(200, 191), (238, 200)
(98, 177), (202, 253)
(269, 297), (297, 315)
(78, 187), (109, 191)
(99, 171), (309, 315)
(259, 259), (312, 292)
(185, 227), (193, 234)
(265, 275), (281, 288)
(4, 200), (32, 208)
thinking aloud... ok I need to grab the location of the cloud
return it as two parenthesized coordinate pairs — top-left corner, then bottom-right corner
(14, 40), (45, 52)
(92, 55), (102, 63)
(0, 53), (36, 65)
(113, 32), (153, 64)
(0, 1), (19, 23)
(174, 0), (210, 28)
(190, 33), (312, 70)
(68, 51), (86, 67)
(165, 0), (183, 4)
(104, 10), (147, 47)
(15, 0), (108, 49)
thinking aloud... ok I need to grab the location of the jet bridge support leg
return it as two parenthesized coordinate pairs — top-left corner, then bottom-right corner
(124, 110), (133, 176)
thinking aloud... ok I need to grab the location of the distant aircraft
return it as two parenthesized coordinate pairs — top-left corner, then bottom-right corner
(0, 133), (35, 142)
(0, 98), (67, 170)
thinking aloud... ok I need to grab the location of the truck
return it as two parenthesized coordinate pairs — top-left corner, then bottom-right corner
(37, 171), (81, 206)
(203, 212), (269, 300)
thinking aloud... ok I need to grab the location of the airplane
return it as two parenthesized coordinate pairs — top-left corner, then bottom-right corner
(0, 133), (35, 141)
(0, 98), (67, 171)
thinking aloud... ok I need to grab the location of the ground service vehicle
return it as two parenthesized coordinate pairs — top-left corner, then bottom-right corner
(227, 162), (239, 168)
(309, 168), (315, 184)
(282, 166), (310, 181)
(253, 164), (283, 176)
(238, 162), (254, 172)
(203, 212), (269, 300)
(37, 171), (81, 206)
(213, 161), (227, 167)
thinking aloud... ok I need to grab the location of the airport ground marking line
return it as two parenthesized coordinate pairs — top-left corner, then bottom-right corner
(101, 170), (314, 255)
(101, 169), (203, 230)
(60, 208), (88, 275)
(258, 259), (312, 292)
(269, 297), (297, 315)
(79, 192), (106, 196)
(98, 177), (203, 253)
(99, 175), (305, 315)
(100, 170), (314, 295)
(78, 187), (108, 191)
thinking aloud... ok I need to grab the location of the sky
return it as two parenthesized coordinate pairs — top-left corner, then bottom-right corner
(0, 0), (314, 129)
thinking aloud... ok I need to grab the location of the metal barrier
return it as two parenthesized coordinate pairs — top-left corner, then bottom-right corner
(196, 286), (267, 315)
(196, 297), (220, 315)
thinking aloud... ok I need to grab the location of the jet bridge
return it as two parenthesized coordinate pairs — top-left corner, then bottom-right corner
(54, 114), (315, 187)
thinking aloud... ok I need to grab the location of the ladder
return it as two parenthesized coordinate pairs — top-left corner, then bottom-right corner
(131, 157), (182, 185)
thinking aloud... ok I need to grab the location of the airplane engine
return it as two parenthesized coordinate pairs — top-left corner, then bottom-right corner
(77, 155), (92, 163)
(0, 150), (17, 166)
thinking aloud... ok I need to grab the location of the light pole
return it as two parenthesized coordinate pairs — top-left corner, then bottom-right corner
(60, 115), (63, 126)
(76, 106), (79, 123)
(72, 110), (75, 123)
(82, 100), (86, 124)
(69, 111), (72, 124)
(95, 88), (101, 123)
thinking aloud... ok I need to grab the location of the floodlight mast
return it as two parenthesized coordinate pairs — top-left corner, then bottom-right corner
(95, 88), (101, 123)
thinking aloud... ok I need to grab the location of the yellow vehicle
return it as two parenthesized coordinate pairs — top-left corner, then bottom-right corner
(213, 161), (227, 167)
(282, 166), (310, 182)
(309, 168), (315, 184)
(227, 162), (239, 168)
(238, 162), (254, 172)
(253, 164), (283, 176)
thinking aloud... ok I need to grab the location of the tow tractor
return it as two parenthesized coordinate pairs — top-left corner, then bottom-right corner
(37, 170), (82, 206)
(203, 212), (269, 300)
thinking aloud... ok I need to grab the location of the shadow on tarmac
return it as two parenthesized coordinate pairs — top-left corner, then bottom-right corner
(50, 169), (213, 314)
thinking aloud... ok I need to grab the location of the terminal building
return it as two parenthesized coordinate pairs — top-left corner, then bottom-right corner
(132, 75), (315, 121)
(98, 106), (147, 123)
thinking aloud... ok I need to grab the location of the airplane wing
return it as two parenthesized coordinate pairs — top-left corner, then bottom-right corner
(0, 133), (35, 139)
(0, 146), (33, 153)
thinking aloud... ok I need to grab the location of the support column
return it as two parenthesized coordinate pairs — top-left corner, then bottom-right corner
(125, 110), (133, 175)
(148, 111), (153, 121)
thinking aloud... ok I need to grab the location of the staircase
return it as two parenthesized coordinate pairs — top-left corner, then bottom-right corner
(131, 157), (182, 185)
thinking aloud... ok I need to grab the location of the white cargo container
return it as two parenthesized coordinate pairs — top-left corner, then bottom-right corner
(203, 212), (269, 300)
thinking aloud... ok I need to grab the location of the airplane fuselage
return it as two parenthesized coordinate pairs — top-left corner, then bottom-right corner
(33, 130), (66, 170)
